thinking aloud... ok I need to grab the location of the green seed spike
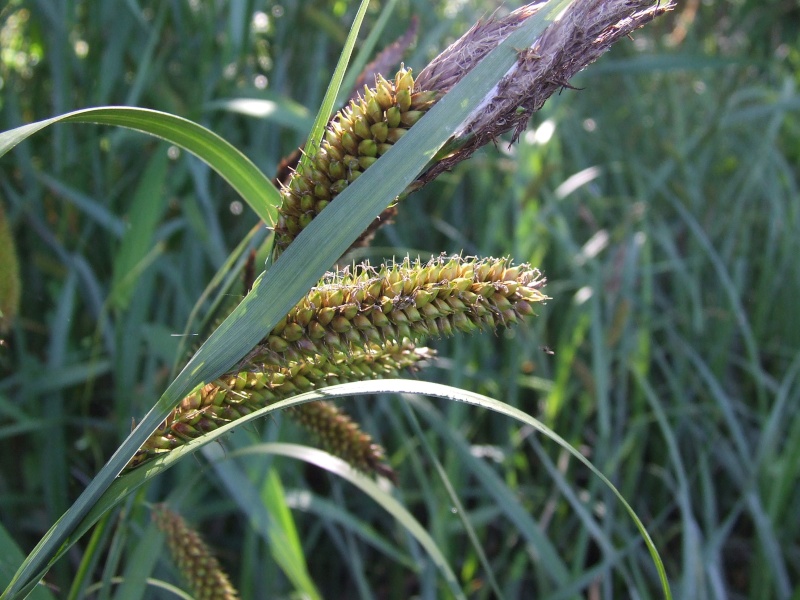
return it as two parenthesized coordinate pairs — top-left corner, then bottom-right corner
(126, 341), (434, 475)
(248, 255), (547, 363)
(274, 67), (443, 253)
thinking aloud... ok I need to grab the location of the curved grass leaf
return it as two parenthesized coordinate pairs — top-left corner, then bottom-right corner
(0, 107), (279, 225)
(4, 378), (668, 599)
(0, 3), (574, 597)
(398, 401), (507, 599)
(229, 443), (467, 600)
(202, 455), (321, 600)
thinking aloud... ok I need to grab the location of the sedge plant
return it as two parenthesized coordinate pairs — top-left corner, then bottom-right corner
(0, 1), (677, 598)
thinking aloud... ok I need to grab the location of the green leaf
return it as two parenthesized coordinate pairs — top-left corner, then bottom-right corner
(228, 443), (467, 600)
(4, 378), (669, 599)
(205, 458), (322, 600)
(0, 107), (279, 225)
(0, 521), (55, 600)
(108, 150), (169, 311)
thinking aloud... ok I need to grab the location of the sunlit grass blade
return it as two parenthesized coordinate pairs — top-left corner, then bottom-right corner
(2, 377), (668, 599)
(0, 107), (279, 225)
(205, 456), (322, 600)
(228, 442), (467, 600)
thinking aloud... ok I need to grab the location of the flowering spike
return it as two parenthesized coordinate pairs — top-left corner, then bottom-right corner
(153, 505), (240, 600)
(126, 341), (435, 474)
(252, 256), (546, 361)
(273, 68), (442, 253)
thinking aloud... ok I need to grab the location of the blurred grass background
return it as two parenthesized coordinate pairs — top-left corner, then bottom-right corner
(1, 0), (798, 598)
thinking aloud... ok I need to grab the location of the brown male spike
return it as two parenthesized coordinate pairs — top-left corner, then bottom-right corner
(153, 505), (240, 600)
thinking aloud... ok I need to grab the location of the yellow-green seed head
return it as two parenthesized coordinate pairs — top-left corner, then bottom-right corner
(274, 68), (442, 253)
(126, 341), (433, 474)
(250, 255), (546, 363)
(0, 202), (21, 333)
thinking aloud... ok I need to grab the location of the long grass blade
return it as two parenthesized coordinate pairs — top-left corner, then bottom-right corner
(0, 107), (279, 225)
(3, 377), (668, 599)
(229, 443), (467, 600)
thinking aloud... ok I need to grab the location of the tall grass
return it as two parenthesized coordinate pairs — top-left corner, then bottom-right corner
(1, 0), (797, 598)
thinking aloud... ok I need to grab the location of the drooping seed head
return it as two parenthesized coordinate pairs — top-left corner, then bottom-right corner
(126, 341), (434, 475)
(153, 505), (240, 600)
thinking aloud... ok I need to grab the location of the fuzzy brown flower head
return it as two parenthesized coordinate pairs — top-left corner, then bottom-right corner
(153, 505), (240, 600)
(252, 254), (547, 363)
(127, 340), (432, 474)
(412, 0), (676, 187)
(274, 66), (441, 252)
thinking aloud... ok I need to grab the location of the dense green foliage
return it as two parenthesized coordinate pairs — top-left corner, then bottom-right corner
(1, 0), (798, 598)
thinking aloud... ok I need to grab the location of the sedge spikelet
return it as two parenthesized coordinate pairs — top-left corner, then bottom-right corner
(274, 66), (440, 252)
(153, 505), (240, 600)
(254, 254), (547, 362)
(285, 400), (396, 478)
(127, 340), (432, 474)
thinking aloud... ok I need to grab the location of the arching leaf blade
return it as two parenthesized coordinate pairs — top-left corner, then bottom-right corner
(0, 107), (279, 225)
